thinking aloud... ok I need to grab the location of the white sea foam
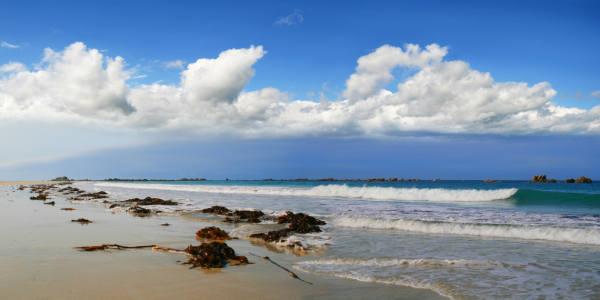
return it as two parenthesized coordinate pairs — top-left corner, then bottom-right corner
(294, 259), (457, 299)
(297, 258), (504, 268)
(95, 182), (517, 202)
(331, 216), (600, 245)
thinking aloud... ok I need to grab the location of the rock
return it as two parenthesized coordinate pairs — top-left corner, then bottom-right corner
(484, 180), (496, 183)
(532, 175), (556, 183)
(575, 176), (592, 183)
(365, 178), (385, 182)
(51, 176), (69, 181)
(564, 178), (575, 183)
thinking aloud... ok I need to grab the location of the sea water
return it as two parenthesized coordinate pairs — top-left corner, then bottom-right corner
(74, 180), (600, 299)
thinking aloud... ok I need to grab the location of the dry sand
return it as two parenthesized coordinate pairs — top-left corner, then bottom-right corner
(0, 182), (445, 299)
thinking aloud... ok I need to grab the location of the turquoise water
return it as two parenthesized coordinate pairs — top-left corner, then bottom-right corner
(76, 180), (600, 299)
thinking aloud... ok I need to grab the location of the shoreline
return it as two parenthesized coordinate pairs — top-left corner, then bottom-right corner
(0, 182), (445, 299)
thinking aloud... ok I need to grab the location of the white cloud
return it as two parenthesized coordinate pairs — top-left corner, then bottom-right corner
(0, 62), (26, 73)
(0, 42), (134, 119)
(164, 60), (185, 69)
(590, 91), (600, 100)
(181, 46), (265, 106)
(342, 44), (448, 103)
(275, 10), (304, 26)
(1, 42), (600, 136)
(1, 41), (20, 49)
(131, 74), (147, 79)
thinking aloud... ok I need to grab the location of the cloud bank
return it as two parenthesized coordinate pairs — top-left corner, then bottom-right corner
(1, 42), (599, 137)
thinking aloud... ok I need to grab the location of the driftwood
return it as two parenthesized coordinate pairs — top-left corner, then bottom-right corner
(61, 208), (76, 211)
(75, 244), (157, 251)
(248, 252), (312, 284)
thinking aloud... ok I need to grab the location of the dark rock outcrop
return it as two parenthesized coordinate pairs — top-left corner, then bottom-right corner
(564, 178), (575, 183)
(575, 176), (592, 183)
(532, 175), (556, 183)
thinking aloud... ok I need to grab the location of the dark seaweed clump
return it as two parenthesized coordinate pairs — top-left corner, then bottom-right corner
(250, 211), (327, 242)
(183, 242), (248, 269)
(125, 197), (179, 205)
(196, 226), (232, 240)
(201, 205), (230, 215)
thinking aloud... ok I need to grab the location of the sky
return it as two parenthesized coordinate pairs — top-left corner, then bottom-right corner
(1, 0), (599, 180)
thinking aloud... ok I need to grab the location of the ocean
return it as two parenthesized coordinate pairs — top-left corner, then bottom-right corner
(74, 180), (600, 299)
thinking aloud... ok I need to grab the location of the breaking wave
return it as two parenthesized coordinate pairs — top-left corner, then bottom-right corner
(331, 216), (600, 245)
(95, 182), (517, 202)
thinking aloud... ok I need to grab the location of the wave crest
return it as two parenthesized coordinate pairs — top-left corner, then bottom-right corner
(332, 216), (600, 245)
(95, 182), (517, 202)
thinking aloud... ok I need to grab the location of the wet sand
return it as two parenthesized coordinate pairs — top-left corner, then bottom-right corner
(0, 183), (445, 299)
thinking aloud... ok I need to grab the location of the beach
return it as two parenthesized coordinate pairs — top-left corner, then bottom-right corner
(0, 182), (443, 300)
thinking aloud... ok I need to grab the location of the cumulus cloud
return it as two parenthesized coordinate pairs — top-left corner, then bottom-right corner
(275, 10), (303, 26)
(342, 44), (448, 103)
(0, 42), (134, 119)
(181, 46), (265, 106)
(1, 42), (600, 136)
(1, 41), (20, 49)
(590, 91), (600, 100)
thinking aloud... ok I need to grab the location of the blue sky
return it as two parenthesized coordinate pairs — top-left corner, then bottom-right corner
(1, 0), (599, 180)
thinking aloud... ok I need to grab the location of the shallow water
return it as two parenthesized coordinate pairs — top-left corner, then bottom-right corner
(79, 180), (600, 299)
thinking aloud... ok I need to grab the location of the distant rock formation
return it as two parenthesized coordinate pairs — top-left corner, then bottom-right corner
(532, 175), (556, 183)
(484, 180), (496, 183)
(574, 176), (592, 183)
(564, 178), (575, 183)
(51, 176), (69, 181)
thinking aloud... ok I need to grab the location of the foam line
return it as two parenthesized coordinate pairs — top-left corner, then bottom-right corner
(331, 216), (600, 245)
(95, 182), (518, 202)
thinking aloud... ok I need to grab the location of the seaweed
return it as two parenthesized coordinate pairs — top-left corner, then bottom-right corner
(196, 226), (232, 240)
(78, 191), (109, 199)
(30, 193), (49, 200)
(75, 244), (156, 251)
(125, 197), (179, 205)
(201, 205), (230, 215)
(182, 242), (248, 269)
(72, 218), (92, 224)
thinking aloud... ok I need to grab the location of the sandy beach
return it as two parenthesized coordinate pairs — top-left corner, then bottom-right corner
(0, 182), (444, 299)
